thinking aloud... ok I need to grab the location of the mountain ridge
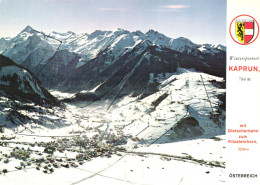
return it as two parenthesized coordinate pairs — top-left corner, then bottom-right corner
(0, 26), (226, 98)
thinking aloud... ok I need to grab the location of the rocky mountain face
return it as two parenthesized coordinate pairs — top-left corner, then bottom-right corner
(0, 54), (59, 106)
(0, 26), (226, 99)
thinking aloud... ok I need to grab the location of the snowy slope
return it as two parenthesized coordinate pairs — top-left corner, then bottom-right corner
(63, 42), (225, 97)
(65, 28), (144, 66)
(145, 29), (171, 46)
(0, 54), (59, 105)
(109, 68), (225, 144)
(169, 37), (198, 53)
(0, 26), (45, 64)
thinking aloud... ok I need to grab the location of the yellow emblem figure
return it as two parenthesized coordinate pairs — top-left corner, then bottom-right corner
(236, 22), (245, 44)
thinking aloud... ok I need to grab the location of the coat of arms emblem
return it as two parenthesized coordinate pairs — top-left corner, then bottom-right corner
(230, 15), (259, 45)
(236, 20), (254, 44)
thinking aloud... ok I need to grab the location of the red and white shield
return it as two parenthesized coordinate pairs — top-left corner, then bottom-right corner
(244, 21), (254, 43)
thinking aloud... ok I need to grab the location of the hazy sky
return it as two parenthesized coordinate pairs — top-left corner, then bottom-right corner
(0, 0), (226, 45)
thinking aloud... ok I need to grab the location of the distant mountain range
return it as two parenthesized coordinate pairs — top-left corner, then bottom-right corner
(0, 26), (226, 99)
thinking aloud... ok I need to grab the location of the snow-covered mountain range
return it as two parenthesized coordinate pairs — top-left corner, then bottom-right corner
(0, 26), (226, 97)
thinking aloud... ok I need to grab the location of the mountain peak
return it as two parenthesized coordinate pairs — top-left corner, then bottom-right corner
(21, 25), (34, 33)
(87, 30), (111, 40)
(202, 43), (226, 52)
(51, 30), (76, 37)
(216, 44), (226, 51)
(132, 30), (146, 38)
(113, 28), (130, 35)
(67, 31), (75, 34)
(171, 37), (195, 46)
(133, 30), (143, 34)
(115, 28), (125, 31)
(146, 29), (158, 35)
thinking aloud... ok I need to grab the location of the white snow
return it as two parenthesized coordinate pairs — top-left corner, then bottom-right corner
(145, 29), (171, 46)
(169, 37), (197, 53)
(198, 46), (207, 52)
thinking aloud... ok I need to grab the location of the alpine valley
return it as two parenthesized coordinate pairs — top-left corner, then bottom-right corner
(0, 26), (226, 185)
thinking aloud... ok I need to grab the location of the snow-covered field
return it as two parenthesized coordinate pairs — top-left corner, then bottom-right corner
(0, 69), (226, 185)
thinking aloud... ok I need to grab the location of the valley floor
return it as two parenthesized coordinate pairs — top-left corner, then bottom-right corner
(0, 135), (225, 185)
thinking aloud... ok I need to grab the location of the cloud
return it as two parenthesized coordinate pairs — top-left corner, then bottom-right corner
(162, 5), (189, 9)
(34, 0), (80, 1)
(151, 4), (189, 12)
(99, 8), (123, 12)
